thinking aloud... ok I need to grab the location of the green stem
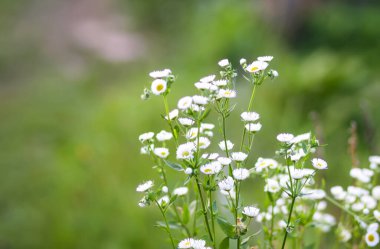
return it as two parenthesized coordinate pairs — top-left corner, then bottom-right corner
(163, 95), (178, 143)
(208, 180), (217, 249)
(240, 84), (257, 151)
(235, 181), (241, 249)
(195, 176), (214, 243)
(156, 200), (176, 249)
(221, 114), (233, 176)
(281, 196), (296, 249)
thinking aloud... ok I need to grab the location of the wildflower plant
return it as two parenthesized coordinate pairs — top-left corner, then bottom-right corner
(136, 56), (333, 249)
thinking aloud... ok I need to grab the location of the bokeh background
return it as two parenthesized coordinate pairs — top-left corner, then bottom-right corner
(1, 0), (380, 248)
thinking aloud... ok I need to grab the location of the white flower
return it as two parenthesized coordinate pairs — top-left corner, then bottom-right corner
(195, 137), (211, 149)
(361, 195), (377, 209)
(151, 79), (167, 95)
(213, 79), (227, 86)
(374, 210), (380, 222)
(192, 95), (209, 105)
(178, 238), (194, 248)
(149, 69), (171, 78)
(218, 59), (230, 67)
(136, 180), (154, 192)
(192, 239), (206, 249)
(200, 123), (215, 130)
(176, 142), (195, 160)
(140, 144), (154, 155)
(270, 70), (279, 78)
(233, 168), (250, 180)
(154, 147), (169, 158)
(339, 228), (352, 242)
(217, 89), (236, 99)
(204, 130), (213, 137)
(218, 140), (234, 151)
(291, 168), (304, 180)
(255, 158), (278, 172)
(246, 61), (268, 73)
(257, 56), (273, 62)
(218, 157), (232, 165)
(241, 112), (260, 122)
(200, 161), (222, 175)
(186, 128), (199, 140)
(240, 58), (247, 65)
(162, 186), (168, 193)
(202, 153), (219, 160)
(200, 75), (216, 83)
(245, 123), (262, 132)
(231, 152), (248, 162)
(372, 186), (380, 200)
(331, 186), (346, 200)
(276, 133), (294, 143)
(365, 230), (380, 247)
(165, 109), (179, 120)
(265, 179), (281, 193)
(139, 132), (154, 143)
(291, 133), (311, 143)
(369, 155), (380, 165)
(173, 187), (188, 196)
(218, 176), (234, 191)
(158, 195), (170, 207)
(242, 206), (260, 217)
(178, 96), (193, 110)
(351, 202), (365, 212)
(312, 158), (328, 170)
(190, 104), (204, 112)
(156, 130), (173, 141)
(185, 168), (193, 175)
(194, 82), (214, 90)
(179, 118), (195, 126)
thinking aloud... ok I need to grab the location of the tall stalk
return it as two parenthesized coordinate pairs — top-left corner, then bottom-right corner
(156, 200), (176, 249)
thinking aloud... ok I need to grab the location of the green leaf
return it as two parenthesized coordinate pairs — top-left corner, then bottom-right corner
(219, 237), (229, 249)
(217, 216), (237, 239)
(199, 108), (211, 121)
(212, 200), (218, 215)
(155, 221), (181, 230)
(163, 160), (183, 171)
(183, 204), (190, 224)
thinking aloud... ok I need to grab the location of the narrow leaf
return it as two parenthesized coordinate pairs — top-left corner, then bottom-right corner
(219, 237), (229, 249)
(163, 160), (183, 171)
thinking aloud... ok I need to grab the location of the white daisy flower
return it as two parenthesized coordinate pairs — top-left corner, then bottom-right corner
(154, 147), (169, 158)
(173, 187), (188, 196)
(365, 230), (380, 247)
(156, 130), (173, 141)
(204, 130), (213, 137)
(192, 95), (209, 105)
(178, 118), (195, 126)
(241, 111), (260, 122)
(217, 89), (236, 99)
(213, 79), (227, 86)
(361, 195), (377, 209)
(195, 137), (211, 149)
(184, 168), (193, 175)
(246, 61), (269, 73)
(177, 96), (193, 110)
(140, 144), (154, 155)
(339, 228), (352, 242)
(351, 202), (365, 212)
(191, 104), (204, 112)
(270, 69), (279, 78)
(233, 168), (250, 180)
(139, 132), (154, 143)
(276, 133), (294, 143)
(374, 210), (380, 222)
(178, 238), (194, 248)
(242, 206), (260, 217)
(165, 109), (179, 120)
(200, 123), (215, 130)
(200, 75), (216, 83)
(136, 180), (154, 192)
(157, 195), (170, 207)
(192, 239), (206, 249)
(186, 128), (199, 140)
(255, 158), (278, 172)
(240, 58), (247, 65)
(372, 186), (380, 200)
(194, 82), (213, 90)
(218, 157), (232, 165)
(149, 69), (171, 78)
(264, 179), (281, 193)
(151, 79), (167, 95)
(218, 176), (234, 191)
(176, 142), (195, 160)
(218, 59), (230, 67)
(162, 186), (168, 193)
(201, 153), (219, 160)
(369, 155), (380, 165)
(312, 158), (328, 170)
(218, 140), (234, 151)
(257, 56), (274, 62)
(231, 152), (248, 162)
(291, 168), (304, 180)
(291, 132), (311, 143)
(245, 123), (262, 133)
(200, 161), (222, 175)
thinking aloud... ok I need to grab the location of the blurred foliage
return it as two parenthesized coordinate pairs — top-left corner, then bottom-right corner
(0, 0), (379, 248)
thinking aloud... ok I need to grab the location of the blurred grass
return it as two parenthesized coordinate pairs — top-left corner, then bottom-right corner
(0, 0), (379, 248)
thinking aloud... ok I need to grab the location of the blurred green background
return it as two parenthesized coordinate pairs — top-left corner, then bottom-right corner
(0, 0), (379, 248)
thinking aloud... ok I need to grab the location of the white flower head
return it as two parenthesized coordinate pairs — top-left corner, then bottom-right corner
(165, 109), (179, 120)
(374, 210), (380, 222)
(218, 157), (232, 165)
(136, 180), (154, 192)
(339, 228), (352, 242)
(218, 140), (234, 151)
(200, 161), (222, 175)
(139, 132), (154, 143)
(372, 186), (380, 200)
(365, 230), (380, 247)
(176, 142), (196, 160)
(158, 195), (170, 207)
(231, 152), (248, 162)
(291, 133), (311, 144)
(192, 239), (206, 249)
(213, 79), (227, 86)
(156, 130), (173, 141)
(200, 123), (215, 130)
(184, 167), (193, 175)
(241, 112), (260, 122)
(178, 118), (195, 126)
(217, 89), (237, 99)
(312, 158), (328, 170)
(151, 79), (167, 95)
(265, 179), (281, 193)
(291, 168), (304, 180)
(369, 155), (380, 165)
(277, 133), (294, 143)
(149, 69), (171, 78)
(240, 58), (247, 65)
(173, 187), (188, 196)
(140, 144), (154, 155)
(162, 186), (168, 193)
(257, 56), (274, 62)
(178, 238), (194, 248)
(192, 95), (209, 105)
(246, 61), (269, 73)
(245, 123), (262, 133)
(218, 59), (230, 67)
(202, 153), (219, 160)
(218, 176), (234, 191)
(233, 168), (250, 180)
(154, 147), (169, 158)
(186, 128), (199, 140)
(242, 206), (260, 218)
(195, 137), (211, 149)
(178, 96), (193, 110)
(194, 82), (214, 91)
(200, 75), (216, 83)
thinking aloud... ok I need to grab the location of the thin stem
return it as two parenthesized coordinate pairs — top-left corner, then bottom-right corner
(240, 84), (257, 151)
(163, 95), (178, 143)
(208, 179), (217, 249)
(281, 196), (296, 249)
(155, 200), (176, 249)
(194, 176), (214, 242)
(221, 114), (233, 176)
(235, 181), (241, 249)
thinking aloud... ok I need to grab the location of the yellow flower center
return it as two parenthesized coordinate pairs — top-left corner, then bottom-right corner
(368, 234), (375, 242)
(182, 151), (189, 157)
(249, 66), (258, 72)
(204, 168), (212, 173)
(156, 84), (164, 91)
